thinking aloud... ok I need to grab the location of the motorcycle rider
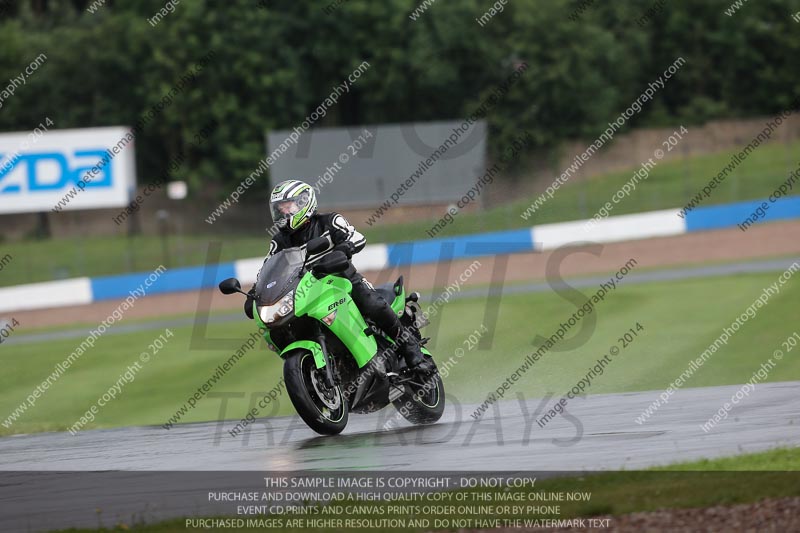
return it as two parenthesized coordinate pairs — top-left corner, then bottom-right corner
(245, 179), (431, 372)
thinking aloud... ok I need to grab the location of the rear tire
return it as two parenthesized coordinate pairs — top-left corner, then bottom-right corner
(284, 350), (348, 435)
(392, 367), (445, 425)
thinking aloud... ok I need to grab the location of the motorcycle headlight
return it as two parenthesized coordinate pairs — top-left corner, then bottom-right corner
(258, 290), (295, 324)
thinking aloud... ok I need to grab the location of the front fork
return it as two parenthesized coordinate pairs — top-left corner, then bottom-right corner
(314, 322), (336, 388)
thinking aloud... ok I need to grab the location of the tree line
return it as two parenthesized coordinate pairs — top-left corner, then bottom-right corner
(0, 0), (797, 200)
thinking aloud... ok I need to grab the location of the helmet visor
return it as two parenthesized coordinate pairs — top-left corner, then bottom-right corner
(270, 190), (310, 228)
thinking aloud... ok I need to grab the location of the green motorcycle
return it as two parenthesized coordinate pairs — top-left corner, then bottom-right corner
(218, 237), (444, 435)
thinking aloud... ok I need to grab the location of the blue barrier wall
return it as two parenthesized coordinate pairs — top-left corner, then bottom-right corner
(8, 195), (797, 309)
(90, 263), (237, 301)
(685, 196), (800, 232)
(386, 228), (534, 266)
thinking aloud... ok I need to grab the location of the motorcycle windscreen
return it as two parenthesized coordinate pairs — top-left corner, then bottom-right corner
(255, 248), (305, 305)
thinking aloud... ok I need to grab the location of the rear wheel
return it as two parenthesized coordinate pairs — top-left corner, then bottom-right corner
(392, 365), (445, 425)
(284, 351), (348, 435)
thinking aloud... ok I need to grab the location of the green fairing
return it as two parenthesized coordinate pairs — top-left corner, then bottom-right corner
(252, 301), (276, 348)
(252, 271), (405, 368)
(390, 286), (405, 316)
(281, 340), (325, 369)
(294, 271), (378, 368)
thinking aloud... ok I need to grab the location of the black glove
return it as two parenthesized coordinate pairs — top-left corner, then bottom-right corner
(244, 286), (256, 319)
(334, 241), (355, 259)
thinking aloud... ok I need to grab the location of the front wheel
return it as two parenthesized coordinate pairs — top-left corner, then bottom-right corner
(392, 366), (445, 425)
(284, 350), (348, 435)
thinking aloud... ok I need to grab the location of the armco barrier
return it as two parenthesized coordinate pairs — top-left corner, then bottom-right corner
(1, 196), (798, 312)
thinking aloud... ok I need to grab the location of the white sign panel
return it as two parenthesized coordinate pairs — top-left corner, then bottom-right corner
(0, 126), (136, 214)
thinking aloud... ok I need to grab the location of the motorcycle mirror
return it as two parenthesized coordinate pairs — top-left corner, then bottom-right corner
(219, 277), (244, 295)
(306, 236), (329, 256)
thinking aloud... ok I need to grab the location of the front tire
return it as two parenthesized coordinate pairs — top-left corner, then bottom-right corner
(284, 350), (348, 435)
(392, 366), (445, 425)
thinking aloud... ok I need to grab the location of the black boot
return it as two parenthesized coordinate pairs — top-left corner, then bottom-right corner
(397, 329), (433, 373)
(348, 279), (434, 373)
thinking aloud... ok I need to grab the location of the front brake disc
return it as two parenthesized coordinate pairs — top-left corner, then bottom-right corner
(310, 370), (341, 410)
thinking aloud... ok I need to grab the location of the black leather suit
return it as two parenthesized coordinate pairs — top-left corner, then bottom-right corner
(248, 213), (405, 342)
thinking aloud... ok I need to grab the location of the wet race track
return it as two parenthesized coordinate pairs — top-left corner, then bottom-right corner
(1, 381), (798, 531)
(1, 381), (798, 471)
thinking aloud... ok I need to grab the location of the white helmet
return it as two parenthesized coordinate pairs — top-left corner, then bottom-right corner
(269, 179), (317, 231)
